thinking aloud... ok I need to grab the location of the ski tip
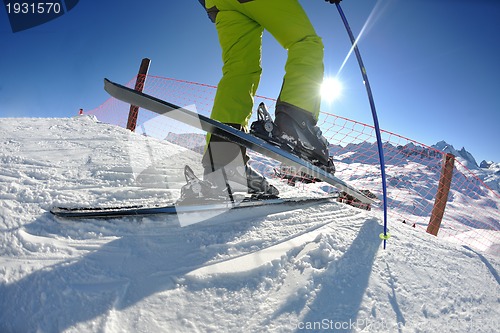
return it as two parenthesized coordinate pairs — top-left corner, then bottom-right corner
(104, 78), (112, 93)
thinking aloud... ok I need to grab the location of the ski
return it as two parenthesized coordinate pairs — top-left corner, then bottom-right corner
(50, 196), (335, 219)
(103, 78), (375, 205)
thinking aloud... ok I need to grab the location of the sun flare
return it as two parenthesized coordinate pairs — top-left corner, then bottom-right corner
(321, 77), (342, 102)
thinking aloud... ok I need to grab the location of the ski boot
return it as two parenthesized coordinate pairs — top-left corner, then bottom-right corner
(250, 102), (282, 146)
(250, 102), (336, 177)
(203, 163), (279, 199)
(177, 165), (229, 205)
(202, 126), (279, 198)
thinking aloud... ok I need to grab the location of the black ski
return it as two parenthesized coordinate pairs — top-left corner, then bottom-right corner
(50, 196), (335, 219)
(103, 78), (375, 205)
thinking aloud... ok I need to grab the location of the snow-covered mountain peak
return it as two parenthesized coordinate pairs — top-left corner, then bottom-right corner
(480, 160), (500, 171)
(431, 140), (479, 169)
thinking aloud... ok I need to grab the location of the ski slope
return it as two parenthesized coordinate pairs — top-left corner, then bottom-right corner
(0, 116), (499, 332)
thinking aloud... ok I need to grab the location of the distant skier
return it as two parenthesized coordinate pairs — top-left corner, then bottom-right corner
(196, 0), (341, 199)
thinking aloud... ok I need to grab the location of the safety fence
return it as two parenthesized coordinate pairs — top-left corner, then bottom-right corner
(87, 74), (500, 256)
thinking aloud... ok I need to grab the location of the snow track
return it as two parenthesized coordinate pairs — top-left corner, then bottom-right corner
(0, 117), (499, 332)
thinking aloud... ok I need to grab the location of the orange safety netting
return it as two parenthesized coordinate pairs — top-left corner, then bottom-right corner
(87, 75), (500, 256)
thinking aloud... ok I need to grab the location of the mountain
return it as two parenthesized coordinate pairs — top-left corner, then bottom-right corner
(430, 141), (500, 193)
(431, 140), (479, 169)
(480, 160), (500, 171)
(162, 135), (500, 195)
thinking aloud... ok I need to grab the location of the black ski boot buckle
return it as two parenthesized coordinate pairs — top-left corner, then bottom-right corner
(250, 103), (280, 144)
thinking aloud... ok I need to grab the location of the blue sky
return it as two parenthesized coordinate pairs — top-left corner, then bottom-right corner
(1, 1), (499, 163)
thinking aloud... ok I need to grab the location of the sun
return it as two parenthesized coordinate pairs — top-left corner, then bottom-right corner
(321, 77), (342, 102)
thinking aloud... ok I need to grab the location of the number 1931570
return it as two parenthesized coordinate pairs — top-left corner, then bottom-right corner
(5, 2), (62, 14)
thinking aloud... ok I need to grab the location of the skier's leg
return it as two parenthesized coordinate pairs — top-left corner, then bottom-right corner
(206, 5), (263, 127)
(200, 2), (278, 195)
(232, 0), (330, 165)
(235, 0), (324, 119)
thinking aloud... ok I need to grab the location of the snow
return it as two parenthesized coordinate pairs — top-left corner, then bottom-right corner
(1, 116), (499, 332)
(431, 141), (478, 168)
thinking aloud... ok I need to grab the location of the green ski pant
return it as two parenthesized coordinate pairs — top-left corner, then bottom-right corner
(204, 0), (324, 129)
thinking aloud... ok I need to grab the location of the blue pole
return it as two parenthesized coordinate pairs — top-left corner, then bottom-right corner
(336, 4), (389, 248)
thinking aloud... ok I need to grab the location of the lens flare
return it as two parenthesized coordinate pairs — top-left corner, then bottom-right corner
(321, 77), (342, 102)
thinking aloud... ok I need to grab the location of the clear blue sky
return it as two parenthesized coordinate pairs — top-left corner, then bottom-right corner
(1, 1), (499, 163)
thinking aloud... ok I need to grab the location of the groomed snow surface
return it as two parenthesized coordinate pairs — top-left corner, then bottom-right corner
(0, 116), (499, 332)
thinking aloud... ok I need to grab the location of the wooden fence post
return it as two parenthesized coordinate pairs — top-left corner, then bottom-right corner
(427, 153), (455, 236)
(126, 58), (151, 132)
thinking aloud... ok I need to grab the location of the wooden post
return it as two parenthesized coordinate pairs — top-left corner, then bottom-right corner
(126, 58), (151, 132)
(427, 153), (455, 236)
